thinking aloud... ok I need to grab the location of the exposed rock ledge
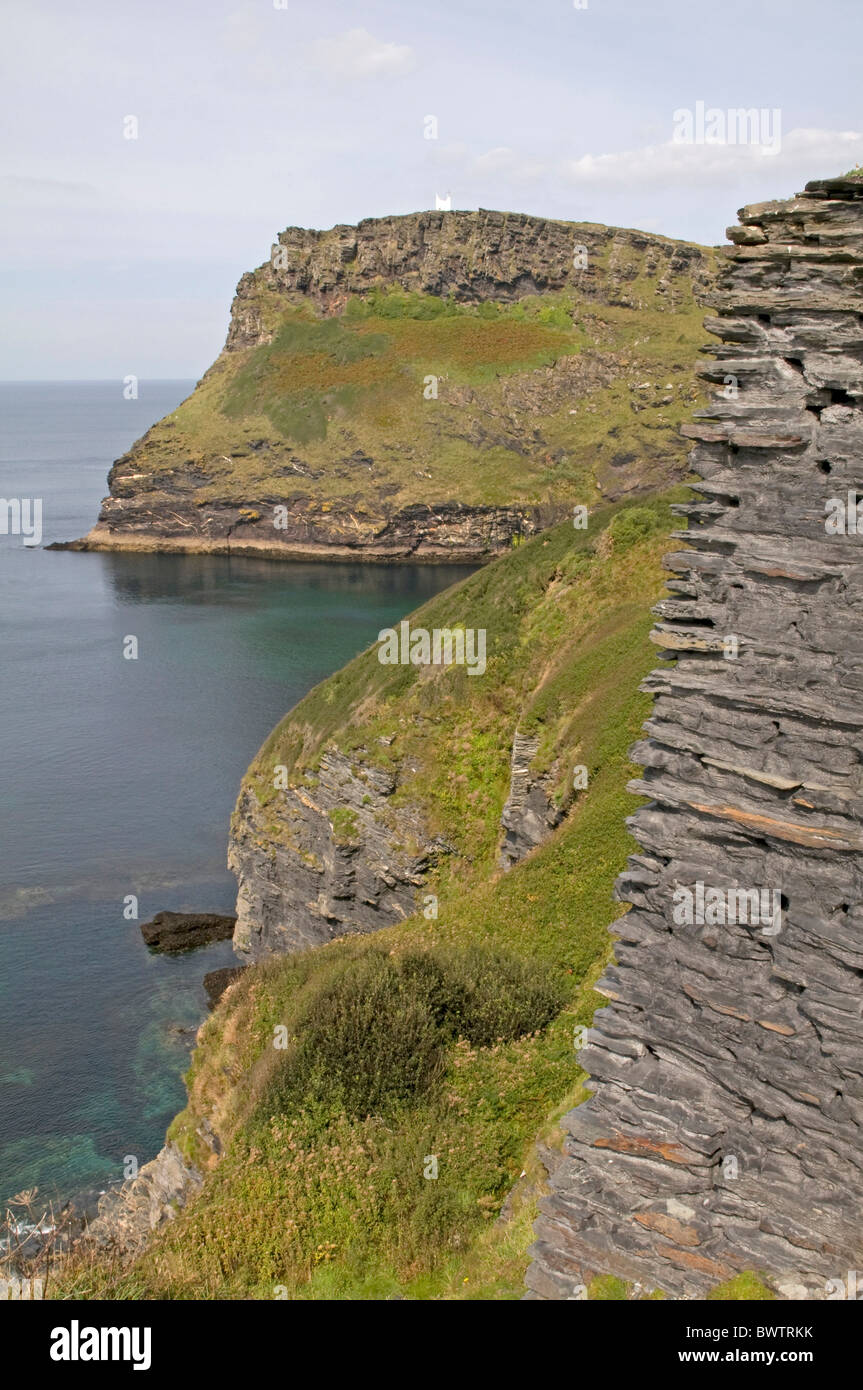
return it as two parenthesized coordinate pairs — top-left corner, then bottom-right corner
(230, 715), (569, 961)
(83, 1143), (202, 1257)
(499, 731), (562, 870)
(229, 749), (451, 961)
(57, 501), (537, 564)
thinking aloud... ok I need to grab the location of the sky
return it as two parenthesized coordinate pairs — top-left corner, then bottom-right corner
(1, 0), (860, 379)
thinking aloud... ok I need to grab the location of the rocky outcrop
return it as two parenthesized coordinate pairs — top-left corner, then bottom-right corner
(528, 174), (863, 1300)
(229, 749), (449, 961)
(84, 1143), (201, 1257)
(499, 731), (562, 869)
(231, 714), (573, 959)
(68, 500), (536, 564)
(203, 966), (246, 1009)
(226, 209), (710, 344)
(62, 209), (713, 561)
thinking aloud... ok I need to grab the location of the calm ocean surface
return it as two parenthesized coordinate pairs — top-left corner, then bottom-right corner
(0, 381), (472, 1209)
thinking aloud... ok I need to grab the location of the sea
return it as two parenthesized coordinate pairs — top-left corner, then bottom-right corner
(0, 380), (472, 1212)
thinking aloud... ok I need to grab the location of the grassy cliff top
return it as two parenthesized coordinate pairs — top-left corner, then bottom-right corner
(102, 211), (714, 537)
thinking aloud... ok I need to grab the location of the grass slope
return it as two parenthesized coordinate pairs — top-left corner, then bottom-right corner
(114, 257), (713, 524)
(53, 489), (772, 1302)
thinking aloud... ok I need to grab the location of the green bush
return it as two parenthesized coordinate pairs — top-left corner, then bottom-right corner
(267, 951), (444, 1120)
(425, 946), (566, 1048)
(329, 806), (359, 843)
(538, 304), (572, 329)
(269, 317), (389, 362)
(588, 1274), (629, 1300)
(362, 288), (457, 320)
(707, 1272), (776, 1301)
(261, 944), (566, 1122)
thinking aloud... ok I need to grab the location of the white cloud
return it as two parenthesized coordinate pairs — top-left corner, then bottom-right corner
(563, 127), (863, 190)
(426, 143), (548, 200)
(308, 28), (416, 80)
(0, 2), (97, 81)
(221, 3), (271, 53)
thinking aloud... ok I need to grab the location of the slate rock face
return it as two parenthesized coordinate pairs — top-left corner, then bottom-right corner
(229, 749), (445, 961)
(226, 209), (709, 341)
(85, 1143), (202, 1255)
(499, 730), (562, 870)
(527, 175), (863, 1300)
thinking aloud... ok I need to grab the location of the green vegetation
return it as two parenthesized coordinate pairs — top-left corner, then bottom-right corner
(588, 1274), (630, 1300)
(55, 494), (686, 1301)
(327, 806), (359, 844)
(115, 226), (713, 522)
(707, 1273), (776, 1302)
(245, 492), (685, 882)
(255, 945), (564, 1126)
(49, 490), (781, 1301)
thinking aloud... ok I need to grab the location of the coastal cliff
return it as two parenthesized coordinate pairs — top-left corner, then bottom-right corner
(229, 749), (445, 960)
(67, 210), (713, 561)
(47, 176), (863, 1304)
(225, 497), (674, 964)
(52, 494), (680, 1300)
(528, 174), (863, 1301)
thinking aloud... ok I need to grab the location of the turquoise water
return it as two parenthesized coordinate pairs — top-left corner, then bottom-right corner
(0, 382), (473, 1208)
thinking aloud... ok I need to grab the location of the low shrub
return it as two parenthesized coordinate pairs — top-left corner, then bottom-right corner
(260, 944), (566, 1122)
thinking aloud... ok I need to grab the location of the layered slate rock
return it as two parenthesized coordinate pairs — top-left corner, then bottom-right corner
(84, 1143), (202, 1255)
(528, 175), (863, 1300)
(227, 210), (707, 338)
(229, 749), (448, 960)
(499, 730), (562, 870)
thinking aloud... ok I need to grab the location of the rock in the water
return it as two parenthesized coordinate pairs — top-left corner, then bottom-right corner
(140, 911), (236, 953)
(528, 172), (863, 1301)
